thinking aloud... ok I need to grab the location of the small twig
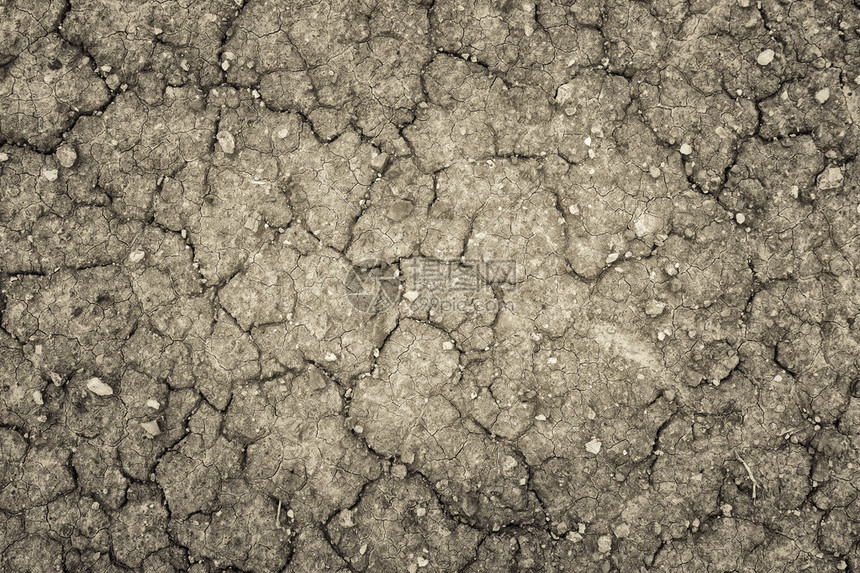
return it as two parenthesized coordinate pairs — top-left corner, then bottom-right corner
(735, 451), (759, 500)
(276, 499), (282, 528)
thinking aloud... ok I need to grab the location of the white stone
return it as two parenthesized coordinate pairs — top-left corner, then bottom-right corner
(217, 131), (235, 154)
(597, 534), (612, 553)
(86, 377), (114, 396)
(679, 143), (693, 155)
(757, 49), (775, 66)
(56, 144), (77, 168)
(817, 166), (843, 190)
(585, 438), (602, 454)
(141, 420), (161, 437)
(644, 299), (666, 317)
(815, 88), (830, 104)
(735, 212), (746, 224)
(370, 152), (389, 172)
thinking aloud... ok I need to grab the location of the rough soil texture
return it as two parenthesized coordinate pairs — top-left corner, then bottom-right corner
(1, 0), (860, 571)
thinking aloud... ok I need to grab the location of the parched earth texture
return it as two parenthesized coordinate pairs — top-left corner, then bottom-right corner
(1, 0), (860, 571)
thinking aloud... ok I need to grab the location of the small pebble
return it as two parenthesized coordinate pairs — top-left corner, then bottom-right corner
(815, 88), (830, 104)
(217, 131), (235, 154)
(649, 166), (661, 179)
(33, 390), (44, 405)
(140, 420), (161, 437)
(370, 152), (389, 173)
(605, 252), (619, 264)
(42, 167), (58, 181)
(735, 212), (746, 224)
(597, 534), (612, 553)
(817, 166), (843, 190)
(56, 144), (77, 168)
(86, 377), (114, 396)
(585, 438), (602, 454)
(146, 399), (160, 409)
(644, 299), (666, 317)
(679, 143), (693, 155)
(757, 49), (775, 66)
(442, 341), (454, 351)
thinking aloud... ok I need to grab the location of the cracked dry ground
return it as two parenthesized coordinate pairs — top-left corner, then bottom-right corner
(1, 0), (860, 572)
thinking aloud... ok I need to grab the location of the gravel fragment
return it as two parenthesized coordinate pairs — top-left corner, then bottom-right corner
(56, 144), (77, 168)
(370, 152), (389, 172)
(757, 49), (775, 66)
(644, 299), (666, 317)
(86, 377), (114, 396)
(140, 420), (161, 437)
(597, 534), (612, 553)
(217, 130), (235, 154)
(817, 166), (844, 190)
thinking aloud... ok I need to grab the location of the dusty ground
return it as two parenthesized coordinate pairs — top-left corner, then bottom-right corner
(1, 0), (859, 571)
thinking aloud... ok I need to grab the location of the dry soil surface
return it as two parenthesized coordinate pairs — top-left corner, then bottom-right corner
(1, 0), (860, 572)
